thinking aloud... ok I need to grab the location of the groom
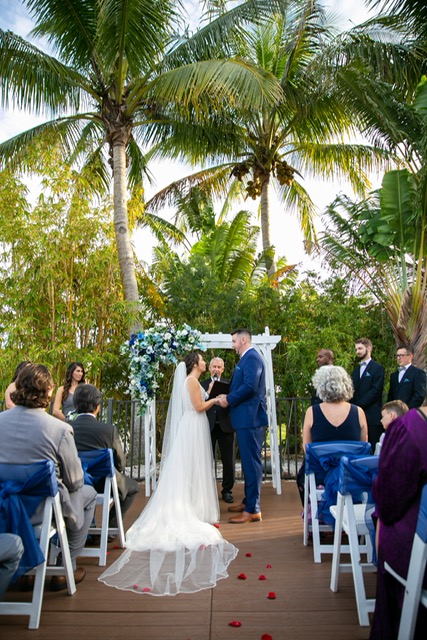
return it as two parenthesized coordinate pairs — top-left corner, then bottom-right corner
(217, 328), (267, 523)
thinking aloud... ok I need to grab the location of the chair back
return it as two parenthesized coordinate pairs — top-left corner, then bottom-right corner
(78, 449), (114, 486)
(339, 455), (380, 499)
(305, 441), (372, 477)
(417, 483), (427, 543)
(0, 460), (58, 576)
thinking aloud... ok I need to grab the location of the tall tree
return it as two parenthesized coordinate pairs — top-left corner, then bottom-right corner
(146, 0), (419, 275)
(0, 155), (129, 392)
(0, 0), (283, 331)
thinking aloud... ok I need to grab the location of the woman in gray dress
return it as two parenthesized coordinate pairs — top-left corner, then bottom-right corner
(53, 361), (86, 421)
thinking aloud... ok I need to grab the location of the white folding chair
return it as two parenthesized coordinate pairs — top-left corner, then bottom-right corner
(77, 449), (125, 566)
(303, 441), (372, 563)
(0, 460), (76, 629)
(329, 455), (379, 626)
(384, 482), (427, 640)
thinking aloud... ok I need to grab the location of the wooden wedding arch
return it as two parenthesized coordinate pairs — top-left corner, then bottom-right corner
(143, 327), (282, 496)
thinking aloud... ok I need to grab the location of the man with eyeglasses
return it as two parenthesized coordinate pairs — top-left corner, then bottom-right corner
(387, 346), (426, 409)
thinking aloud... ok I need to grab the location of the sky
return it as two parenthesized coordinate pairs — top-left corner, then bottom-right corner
(0, 0), (376, 271)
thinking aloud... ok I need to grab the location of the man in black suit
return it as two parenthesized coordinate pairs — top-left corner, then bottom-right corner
(388, 345), (427, 409)
(201, 357), (235, 504)
(351, 337), (385, 449)
(72, 384), (139, 527)
(311, 348), (334, 405)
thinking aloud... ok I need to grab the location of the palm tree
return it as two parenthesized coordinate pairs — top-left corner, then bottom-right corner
(0, 0), (283, 330)
(146, 1), (415, 276)
(320, 72), (427, 367)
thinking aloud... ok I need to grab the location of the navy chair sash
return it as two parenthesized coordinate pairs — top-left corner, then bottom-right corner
(78, 449), (114, 487)
(0, 460), (57, 576)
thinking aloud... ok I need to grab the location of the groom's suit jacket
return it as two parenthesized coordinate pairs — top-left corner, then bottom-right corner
(387, 364), (427, 409)
(227, 348), (267, 430)
(351, 360), (384, 427)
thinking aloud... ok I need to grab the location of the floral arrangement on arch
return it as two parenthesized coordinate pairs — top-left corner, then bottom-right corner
(122, 324), (206, 414)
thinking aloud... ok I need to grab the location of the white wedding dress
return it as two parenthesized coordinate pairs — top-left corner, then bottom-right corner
(99, 363), (238, 595)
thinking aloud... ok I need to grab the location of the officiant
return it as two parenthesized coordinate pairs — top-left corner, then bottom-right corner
(201, 357), (235, 504)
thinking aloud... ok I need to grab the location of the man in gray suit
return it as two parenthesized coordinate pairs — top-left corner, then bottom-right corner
(0, 364), (96, 590)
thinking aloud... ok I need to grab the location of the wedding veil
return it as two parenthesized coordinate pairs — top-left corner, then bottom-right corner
(160, 361), (186, 474)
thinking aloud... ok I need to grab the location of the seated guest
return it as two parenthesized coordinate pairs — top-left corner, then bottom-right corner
(379, 399), (409, 447)
(370, 406), (427, 638)
(72, 384), (139, 530)
(297, 365), (368, 504)
(0, 364), (96, 590)
(0, 534), (24, 600)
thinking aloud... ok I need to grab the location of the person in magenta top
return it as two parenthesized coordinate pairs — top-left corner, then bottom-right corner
(370, 406), (427, 638)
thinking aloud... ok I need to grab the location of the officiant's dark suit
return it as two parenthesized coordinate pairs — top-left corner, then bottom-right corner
(201, 358), (235, 502)
(387, 359), (427, 409)
(351, 359), (385, 449)
(72, 384), (139, 525)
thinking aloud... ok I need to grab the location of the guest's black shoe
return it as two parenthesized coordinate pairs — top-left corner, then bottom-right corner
(19, 575), (35, 592)
(222, 491), (234, 504)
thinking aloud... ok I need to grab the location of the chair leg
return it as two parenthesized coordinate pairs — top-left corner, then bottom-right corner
(346, 496), (374, 626)
(309, 475), (322, 563)
(52, 495), (76, 594)
(303, 474), (309, 546)
(398, 538), (427, 640)
(111, 477), (125, 548)
(330, 493), (345, 592)
(28, 499), (52, 629)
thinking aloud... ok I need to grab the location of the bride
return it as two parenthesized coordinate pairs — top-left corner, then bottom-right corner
(99, 352), (238, 595)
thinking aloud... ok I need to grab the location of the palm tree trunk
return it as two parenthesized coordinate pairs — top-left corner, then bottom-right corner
(112, 141), (141, 334)
(260, 175), (276, 277)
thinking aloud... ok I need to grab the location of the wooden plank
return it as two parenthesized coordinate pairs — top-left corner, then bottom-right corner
(0, 481), (377, 639)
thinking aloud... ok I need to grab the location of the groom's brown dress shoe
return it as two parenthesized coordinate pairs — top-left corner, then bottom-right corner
(50, 567), (86, 592)
(228, 503), (245, 513)
(229, 511), (262, 524)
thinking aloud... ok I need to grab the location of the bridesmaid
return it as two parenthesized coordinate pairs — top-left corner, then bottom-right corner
(53, 361), (86, 421)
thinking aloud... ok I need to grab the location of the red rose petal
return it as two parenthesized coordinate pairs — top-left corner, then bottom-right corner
(266, 564), (272, 569)
(245, 552), (252, 557)
(258, 574), (267, 580)
(113, 545), (121, 549)
(142, 587), (151, 593)
(213, 523), (220, 528)
(261, 635), (273, 640)
(237, 573), (247, 580)
(267, 592), (276, 599)
(132, 584), (139, 589)
(229, 621), (242, 627)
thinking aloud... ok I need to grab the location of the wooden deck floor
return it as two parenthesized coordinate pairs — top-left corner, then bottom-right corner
(1, 481), (375, 640)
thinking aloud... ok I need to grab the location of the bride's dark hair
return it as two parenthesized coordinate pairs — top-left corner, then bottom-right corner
(184, 352), (200, 375)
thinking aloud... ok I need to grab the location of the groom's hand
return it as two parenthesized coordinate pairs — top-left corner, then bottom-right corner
(217, 394), (229, 408)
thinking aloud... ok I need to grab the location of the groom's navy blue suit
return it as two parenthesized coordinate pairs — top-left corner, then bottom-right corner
(227, 347), (267, 514)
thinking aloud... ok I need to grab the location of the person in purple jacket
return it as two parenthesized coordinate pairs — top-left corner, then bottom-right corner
(217, 328), (267, 524)
(370, 406), (427, 638)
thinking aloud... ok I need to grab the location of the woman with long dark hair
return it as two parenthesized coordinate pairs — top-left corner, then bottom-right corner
(52, 361), (85, 421)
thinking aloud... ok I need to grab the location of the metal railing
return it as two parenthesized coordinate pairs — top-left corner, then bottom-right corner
(1, 396), (310, 483)
(98, 396), (309, 483)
